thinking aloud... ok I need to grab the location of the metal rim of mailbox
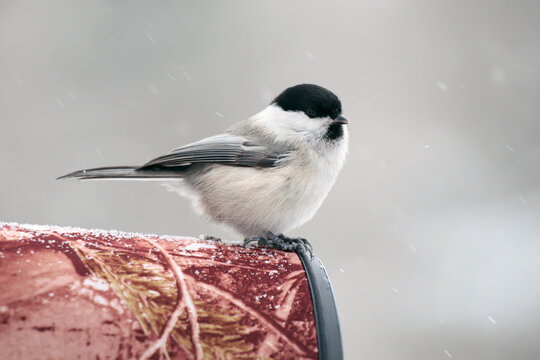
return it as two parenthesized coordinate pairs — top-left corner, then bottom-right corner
(296, 250), (344, 360)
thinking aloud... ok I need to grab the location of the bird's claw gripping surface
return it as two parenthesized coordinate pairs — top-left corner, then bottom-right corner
(243, 231), (313, 258)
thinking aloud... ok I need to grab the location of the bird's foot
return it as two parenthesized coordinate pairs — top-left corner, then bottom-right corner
(277, 234), (313, 255)
(243, 231), (313, 258)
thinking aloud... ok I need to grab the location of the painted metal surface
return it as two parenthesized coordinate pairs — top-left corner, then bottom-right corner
(0, 222), (318, 360)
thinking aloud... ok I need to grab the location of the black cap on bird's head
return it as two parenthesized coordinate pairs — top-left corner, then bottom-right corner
(272, 84), (345, 121)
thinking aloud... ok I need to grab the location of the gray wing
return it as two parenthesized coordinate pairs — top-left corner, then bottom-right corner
(139, 134), (284, 170)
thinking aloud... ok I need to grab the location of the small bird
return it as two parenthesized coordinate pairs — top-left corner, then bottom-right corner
(59, 84), (349, 254)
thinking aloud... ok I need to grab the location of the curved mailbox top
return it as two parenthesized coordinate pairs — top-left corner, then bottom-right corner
(0, 222), (341, 359)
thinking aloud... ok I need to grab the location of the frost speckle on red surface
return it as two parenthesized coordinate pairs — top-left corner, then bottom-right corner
(0, 222), (317, 359)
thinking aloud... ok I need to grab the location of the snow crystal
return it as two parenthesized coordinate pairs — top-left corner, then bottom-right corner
(83, 278), (110, 292)
(504, 144), (515, 152)
(444, 349), (452, 358)
(436, 81), (448, 92)
(93, 294), (109, 306)
(146, 33), (157, 45)
(178, 66), (192, 82)
(184, 242), (216, 251)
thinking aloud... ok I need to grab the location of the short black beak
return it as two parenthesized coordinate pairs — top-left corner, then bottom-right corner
(333, 114), (349, 124)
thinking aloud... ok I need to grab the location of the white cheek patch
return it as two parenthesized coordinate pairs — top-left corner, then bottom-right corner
(252, 104), (327, 141)
(289, 113), (324, 132)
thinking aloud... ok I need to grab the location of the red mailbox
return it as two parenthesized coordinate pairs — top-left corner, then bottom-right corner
(0, 222), (342, 359)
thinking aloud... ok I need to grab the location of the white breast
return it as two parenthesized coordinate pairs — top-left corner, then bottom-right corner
(277, 135), (349, 233)
(179, 128), (349, 238)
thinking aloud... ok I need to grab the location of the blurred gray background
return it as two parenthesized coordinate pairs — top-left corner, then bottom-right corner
(2, 1), (540, 358)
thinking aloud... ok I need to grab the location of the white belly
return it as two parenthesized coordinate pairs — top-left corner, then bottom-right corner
(180, 140), (348, 238)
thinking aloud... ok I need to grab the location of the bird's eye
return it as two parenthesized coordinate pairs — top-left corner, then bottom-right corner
(306, 109), (317, 118)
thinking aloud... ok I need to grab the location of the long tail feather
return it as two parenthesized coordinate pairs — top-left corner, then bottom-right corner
(57, 166), (185, 180)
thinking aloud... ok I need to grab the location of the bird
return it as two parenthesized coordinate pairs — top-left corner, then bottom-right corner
(59, 84), (349, 254)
